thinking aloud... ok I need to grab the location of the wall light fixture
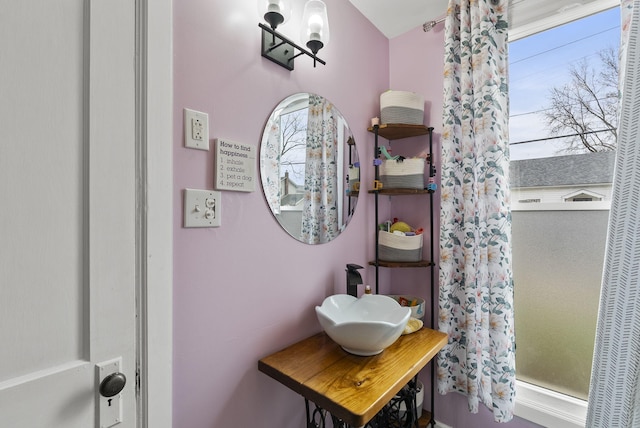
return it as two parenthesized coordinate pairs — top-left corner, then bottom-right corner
(258, 0), (329, 71)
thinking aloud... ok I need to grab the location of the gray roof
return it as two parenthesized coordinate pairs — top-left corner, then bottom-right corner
(510, 151), (616, 188)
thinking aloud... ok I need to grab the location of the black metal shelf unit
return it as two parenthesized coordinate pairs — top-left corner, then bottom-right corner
(368, 124), (437, 427)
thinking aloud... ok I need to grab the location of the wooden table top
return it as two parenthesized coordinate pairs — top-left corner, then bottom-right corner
(258, 327), (448, 427)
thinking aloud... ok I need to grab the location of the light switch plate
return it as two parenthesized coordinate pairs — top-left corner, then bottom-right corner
(184, 189), (221, 228)
(184, 108), (209, 150)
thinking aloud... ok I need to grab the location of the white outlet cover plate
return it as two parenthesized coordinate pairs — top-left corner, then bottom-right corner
(184, 108), (209, 150)
(184, 188), (221, 228)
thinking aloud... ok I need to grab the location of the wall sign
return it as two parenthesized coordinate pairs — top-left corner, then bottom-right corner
(214, 138), (256, 192)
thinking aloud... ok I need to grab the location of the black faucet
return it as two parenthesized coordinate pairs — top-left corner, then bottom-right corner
(346, 264), (363, 297)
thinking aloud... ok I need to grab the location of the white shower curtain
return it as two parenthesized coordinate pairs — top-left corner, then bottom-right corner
(586, 1), (640, 426)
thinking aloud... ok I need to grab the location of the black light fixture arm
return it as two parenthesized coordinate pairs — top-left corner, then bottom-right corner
(259, 23), (326, 70)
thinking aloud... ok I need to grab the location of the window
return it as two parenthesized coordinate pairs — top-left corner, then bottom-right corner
(509, 5), (620, 426)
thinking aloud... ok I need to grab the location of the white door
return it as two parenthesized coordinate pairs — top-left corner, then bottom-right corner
(0, 1), (138, 427)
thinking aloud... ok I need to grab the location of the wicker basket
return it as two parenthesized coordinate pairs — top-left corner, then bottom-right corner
(378, 231), (423, 262)
(379, 158), (425, 189)
(380, 90), (425, 125)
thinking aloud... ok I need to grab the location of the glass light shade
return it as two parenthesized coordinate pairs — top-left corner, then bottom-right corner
(301, 0), (330, 53)
(257, 0), (292, 29)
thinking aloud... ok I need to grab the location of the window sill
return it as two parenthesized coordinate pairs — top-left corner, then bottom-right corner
(514, 381), (587, 428)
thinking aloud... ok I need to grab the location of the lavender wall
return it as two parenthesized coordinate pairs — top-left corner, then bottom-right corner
(173, 0), (542, 426)
(389, 25), (541, 428)
(173, 1), (389, 427)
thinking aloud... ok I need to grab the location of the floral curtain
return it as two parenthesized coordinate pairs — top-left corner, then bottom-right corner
(438, 0), (515, 422)
(586, 1), (640, 426)
(301, 94), (338, 244)
(260, 117), (282, 215)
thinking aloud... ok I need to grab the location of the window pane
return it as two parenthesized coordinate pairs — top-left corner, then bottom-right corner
(509, 7), (619, 400)
(512, 209), (606, 399)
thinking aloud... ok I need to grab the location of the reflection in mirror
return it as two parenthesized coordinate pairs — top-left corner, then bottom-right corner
(260, 93), (359, 244)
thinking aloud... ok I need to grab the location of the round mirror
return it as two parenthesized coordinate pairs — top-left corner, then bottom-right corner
(260, 93), (359, 244)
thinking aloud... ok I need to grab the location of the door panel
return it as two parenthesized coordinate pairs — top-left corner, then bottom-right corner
(0, 0), (85, 383)
(0, 1), (137, 426)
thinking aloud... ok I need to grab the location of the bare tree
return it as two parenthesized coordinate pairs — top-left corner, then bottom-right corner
(544, 46), (618, 153)
(278, 108), (308, 184)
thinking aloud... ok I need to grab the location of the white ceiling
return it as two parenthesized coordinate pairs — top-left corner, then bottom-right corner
(348, 0), (620, 40)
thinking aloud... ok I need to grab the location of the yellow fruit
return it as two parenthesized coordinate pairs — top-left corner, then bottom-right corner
(390, 221), (412, 233)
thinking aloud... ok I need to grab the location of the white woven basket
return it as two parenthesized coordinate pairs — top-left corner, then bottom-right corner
(380, 90), (425, 125)
(379, 158), (425, 189)
(378, 231), (423, 262)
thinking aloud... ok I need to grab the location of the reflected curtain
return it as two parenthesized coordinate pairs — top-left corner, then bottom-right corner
(586, 1), (640, 426)
(260, 117), (282, 215)
(438, 0), (515, 422)
(301, 94), (338, 244)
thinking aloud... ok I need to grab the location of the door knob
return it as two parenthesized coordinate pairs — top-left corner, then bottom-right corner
(99, 372), (127, 397)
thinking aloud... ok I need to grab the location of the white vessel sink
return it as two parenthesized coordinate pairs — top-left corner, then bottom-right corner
(315, 294), (411, 356)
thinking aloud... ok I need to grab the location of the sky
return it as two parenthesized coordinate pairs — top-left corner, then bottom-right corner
(509, 6), (621, 160)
